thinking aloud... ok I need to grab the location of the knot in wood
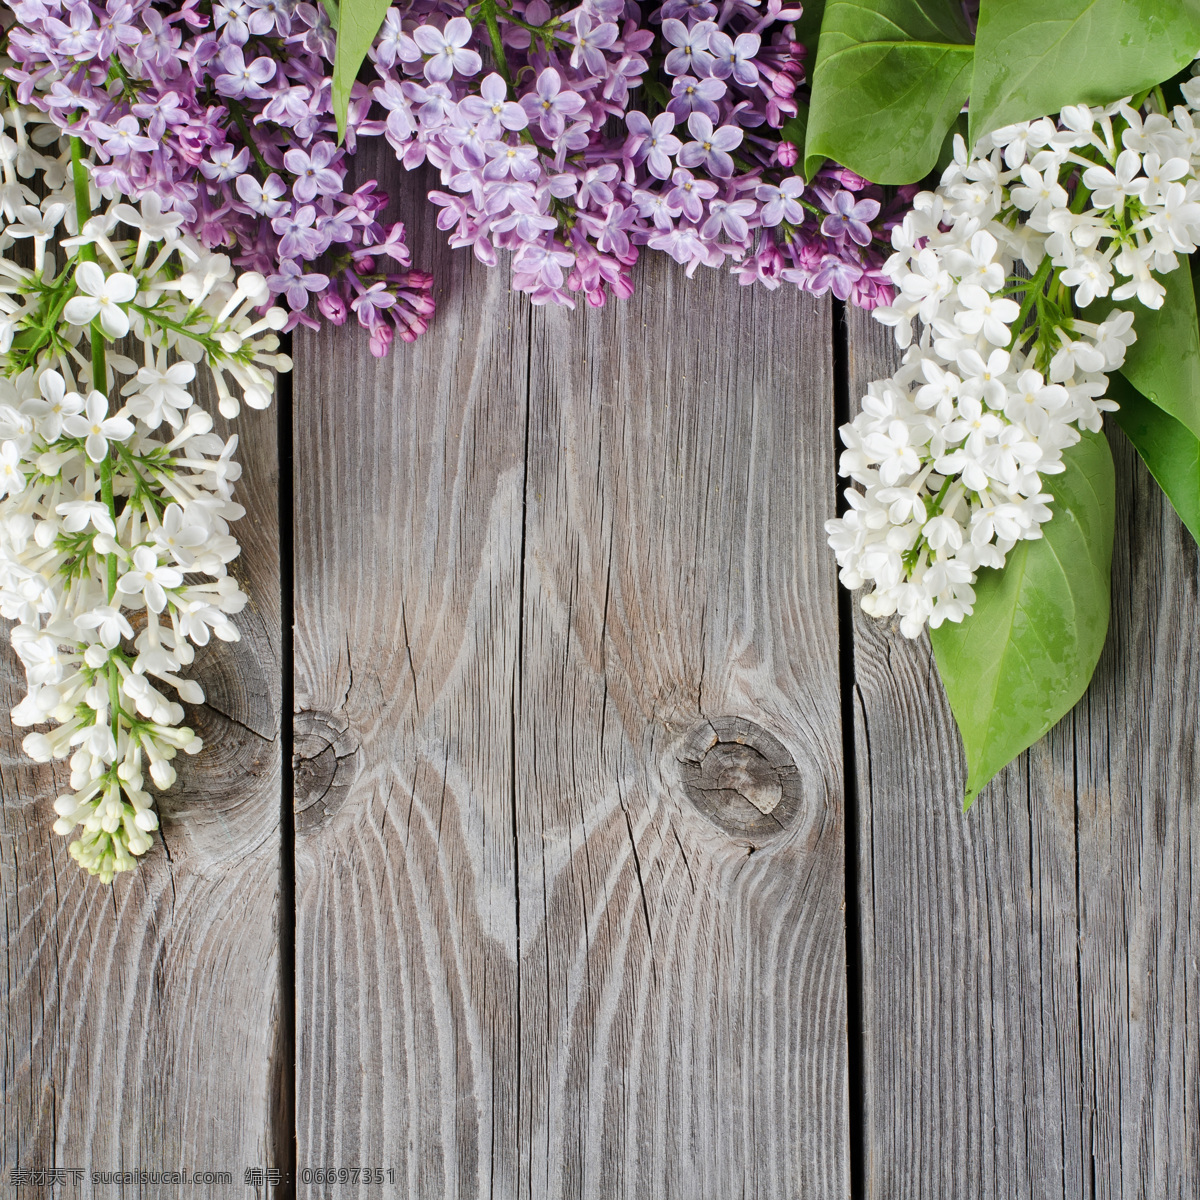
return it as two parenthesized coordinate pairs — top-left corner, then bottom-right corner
(293, 710), (361, 834)
(676, 717), (803, 840)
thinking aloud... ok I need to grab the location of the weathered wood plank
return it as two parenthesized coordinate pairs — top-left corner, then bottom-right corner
(293, 156), (849, 1197)
(0, 385), (283, 1174)
(847, 303), (1200, 1198)
(292, 166), (529, 1195)
(1072, 432), (1200, 1199)
(517, 269), (846, 1198)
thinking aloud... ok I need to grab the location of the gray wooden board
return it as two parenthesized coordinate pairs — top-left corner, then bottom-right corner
(0, 378), (284, 1177)
(292, 167), (531, 1198)
(292, 161), (849, 1198)
(846, 304), (1200, 1198)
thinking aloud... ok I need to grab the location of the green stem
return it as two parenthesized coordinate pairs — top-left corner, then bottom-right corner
(115, 443), (165, 510)
(107, 661), (121, 733)
(1006, 253), (1054, 353)
(99, 460), (117, 601)
(480, 0), (514, 91)
(929, 473), (954, 512)
(902, 475), (955, 575)
(70, 135), (91, 223)
(486, 5), (566, 37)
(10, 277), (79, 368)
(130, 302), (221, 353)
(70, 137), (118, 605)
(228, 101), (272, 178)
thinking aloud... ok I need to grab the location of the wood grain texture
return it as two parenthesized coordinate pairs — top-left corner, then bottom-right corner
(517, 268), (846, 1200)
(846, 303), (1200, 1199)
(0, 382), (283, 1176)
(292, 158), (849, 1198)
(291, 166), (530, 1197)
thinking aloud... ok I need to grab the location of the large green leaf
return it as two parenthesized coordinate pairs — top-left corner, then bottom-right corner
(331, 0), (392, 140)
(970, 0), (1200, 148)
(1083, 263), (1200, 441)
(1110, 370), (1200, 544)
(930, 430), (1115, 808)
(804, 0), (974, 184)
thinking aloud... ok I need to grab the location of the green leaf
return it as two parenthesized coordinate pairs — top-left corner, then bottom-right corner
(969, 0), (1200, 149)
(331, 0), (391, 141)
(322, 0), (340, 30)
(1083, 262), (1200, 442)
(930, 430), (1115, 808)
(1109, 370), (1200, 544)
(804, 0), (974, 185)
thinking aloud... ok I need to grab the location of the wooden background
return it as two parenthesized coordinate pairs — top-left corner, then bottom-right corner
(2, 160), (1198, 1198)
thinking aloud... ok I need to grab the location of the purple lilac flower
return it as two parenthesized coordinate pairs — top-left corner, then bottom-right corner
(757, 177), (806, 226)
(820, 190), (883, 247)
(520, 68), (586, 139)
(412, 18), (482, 84)
(662, 18), (717, 77)
(678, 113), (743, 179)
(11, 0), (913, 328)
(668, 75), (725, 122)
(284, 143), (343, 203)
(362, 0), (903, 310)
(708, 31), (761, 86)
(270, 260), (330, 308)
(7, 0), (435, 347)
(91, 116), (158, 157)
(625, 111), (682, 181)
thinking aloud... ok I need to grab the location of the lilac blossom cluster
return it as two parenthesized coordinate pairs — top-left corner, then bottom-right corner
(367, 0), (911, 307)
(4, 0), (435, 355)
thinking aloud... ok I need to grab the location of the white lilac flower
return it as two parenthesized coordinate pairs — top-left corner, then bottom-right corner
(57, 498), (117, 536)
(828, 89), (1200, 637)
(24, 369), (84, 441)
(63, 261), (139, 338)
(62, 391), (134, 462)
(121, 357), (196, 429)
(117, 546), (184, 613)
(0, 103), (290, 882)
(0, 440), (26, 496)
(7, 202), (65, 272)
(151, 503), (209, 567)
(75, 605), (135, 649)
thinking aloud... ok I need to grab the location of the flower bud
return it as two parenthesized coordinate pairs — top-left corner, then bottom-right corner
(775, 141), (799, 168)
(22, 732), (53, 761)
(53, 793), (80, 817)
(316, 290), (347, 324)
(149, 758), (176, 789)
(240, 272), (269, 305)
(174, 679), (204, 704)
